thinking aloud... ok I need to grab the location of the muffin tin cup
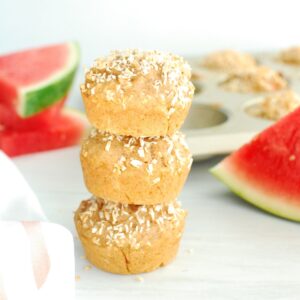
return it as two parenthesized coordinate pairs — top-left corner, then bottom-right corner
(183, 53), (300, 160)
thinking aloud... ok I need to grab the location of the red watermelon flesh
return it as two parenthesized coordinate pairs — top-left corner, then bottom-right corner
(0, 109), (88, 157)
(0, 44), (70, 87)
(211, 107), (300, 221)
(0, 98), (66, 130)
(0, 42), (79, 117)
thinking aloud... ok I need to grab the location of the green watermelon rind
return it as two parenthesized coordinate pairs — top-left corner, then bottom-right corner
(210, 163), (300, 222)
(18, 42), (80, 117)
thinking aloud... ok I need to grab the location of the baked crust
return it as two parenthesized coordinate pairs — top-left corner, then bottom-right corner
(81, 49), (194, 137)
(74, 197), (186, 274)
(80, 130), (192, 205)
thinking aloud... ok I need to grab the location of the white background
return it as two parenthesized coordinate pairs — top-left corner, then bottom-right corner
(2, 0), (300, 61)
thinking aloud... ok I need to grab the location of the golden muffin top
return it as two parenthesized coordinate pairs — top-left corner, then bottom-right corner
(81, 49), (194, 109)
(76, 197), (186, 249)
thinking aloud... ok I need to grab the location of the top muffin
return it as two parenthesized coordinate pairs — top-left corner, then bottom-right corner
(81, 49), (194, 137)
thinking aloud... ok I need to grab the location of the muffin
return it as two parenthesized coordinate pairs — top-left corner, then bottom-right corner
(74, 197), (186, 274)
(202, 50), (257, 73)
(220, 66), (288, 93)
(247, 89), (300, 121)
(81, 49), (194, 137)
(81, 129), (192, 205)
(279, 46), (300, 65)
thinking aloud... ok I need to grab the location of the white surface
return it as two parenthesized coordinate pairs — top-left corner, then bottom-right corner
(2, 0), (300, 55)
(13, 147), (300, 300)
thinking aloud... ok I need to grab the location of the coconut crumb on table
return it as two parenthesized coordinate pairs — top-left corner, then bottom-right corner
(75, 275), (81, 281)
(134, 276), (144, 282)
(84, 265), (92, 271)
(185, 248), (194, 255)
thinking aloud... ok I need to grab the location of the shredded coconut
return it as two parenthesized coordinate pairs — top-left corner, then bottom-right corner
(77, 197), (186, 249)
(83, 130), (191, 176)
(81, 49), (194, 108)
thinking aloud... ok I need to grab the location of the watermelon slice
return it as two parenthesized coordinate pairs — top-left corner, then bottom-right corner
(0, 108), (88, 157)
(0, 97), (66, 130)
(211, 107), (300, 222)
(0, 42), (79, 117)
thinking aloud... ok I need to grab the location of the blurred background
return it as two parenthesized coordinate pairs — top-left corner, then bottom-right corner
(2, 0), (300, 108)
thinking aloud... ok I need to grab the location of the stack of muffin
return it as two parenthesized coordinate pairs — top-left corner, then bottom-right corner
(74, 49), (194, 274)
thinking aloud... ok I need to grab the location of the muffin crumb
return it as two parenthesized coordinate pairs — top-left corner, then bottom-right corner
(134, 276), (144, 282)
(75, 275), (81, 281)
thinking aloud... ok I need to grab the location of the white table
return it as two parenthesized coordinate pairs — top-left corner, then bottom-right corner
(14, 147), (300, 300)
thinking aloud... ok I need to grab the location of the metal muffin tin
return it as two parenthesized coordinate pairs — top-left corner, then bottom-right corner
(183, 52), (300, 160)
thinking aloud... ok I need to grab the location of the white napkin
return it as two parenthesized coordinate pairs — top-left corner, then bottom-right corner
(0, 151), (75, 300)
(0, 151), (46, 221)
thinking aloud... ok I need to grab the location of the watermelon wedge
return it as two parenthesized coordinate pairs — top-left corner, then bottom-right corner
(0, 108), (88, 157)
(0, 97), (66, 130)
(211, 107), (300, 222)
(0, 42), (79, 117)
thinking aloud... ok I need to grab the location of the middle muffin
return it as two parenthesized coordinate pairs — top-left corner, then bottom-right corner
(81, 129), (192, 205)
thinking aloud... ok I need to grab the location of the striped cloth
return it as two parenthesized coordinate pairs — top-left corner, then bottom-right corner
(0, 152), (75, 299)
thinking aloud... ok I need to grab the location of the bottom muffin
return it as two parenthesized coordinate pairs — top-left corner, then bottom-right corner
(74, 197), (186, 274)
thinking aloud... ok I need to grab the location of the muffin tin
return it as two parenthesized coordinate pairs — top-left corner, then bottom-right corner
(183, 52), (300, 160)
